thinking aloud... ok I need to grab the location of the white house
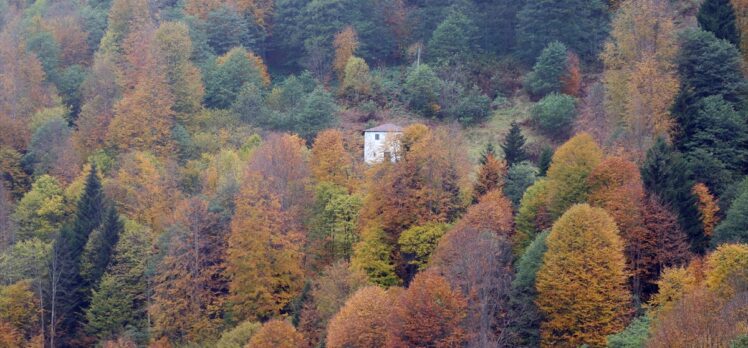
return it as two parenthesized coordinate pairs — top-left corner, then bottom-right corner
(364, 123), (403, 164)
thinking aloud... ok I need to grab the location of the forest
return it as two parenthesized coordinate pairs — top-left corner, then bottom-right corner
(0, 0), (748, 347)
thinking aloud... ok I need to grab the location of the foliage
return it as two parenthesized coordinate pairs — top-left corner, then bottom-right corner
(713, 179), (748, 245)
(326, 286), (392, 348)
(215, 321), (261, 348)
(403, 64), (441, 117)
(536, 204), (630, 347)
(530, 93), (577, 140)
(501, 122), (528, 167)
(387, 271), (468, 347)
(524, 41), (568, 98)
(698, 0), (741, 46)
(504, 162), (539, 207)
(705, 243), (748, 298)
(508, 230), (549, 347)
(472, 154), (507, 201)
(351, 226), (399, 287)
(246, 320), (304, 348)
(545, 133), (603, 219)
(514, 179), (552, 255)
(516, 0), (609, 62)
(398, 222), (448, 270)
(12, 175), (68, 242)
(428, 9), (480, 64)
(607, 315), (650, 348)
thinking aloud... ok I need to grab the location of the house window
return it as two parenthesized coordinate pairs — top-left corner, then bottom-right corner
(375, 133), (380, 140)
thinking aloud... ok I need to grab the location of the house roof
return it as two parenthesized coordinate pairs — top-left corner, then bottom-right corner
(364, 123), (403, 133)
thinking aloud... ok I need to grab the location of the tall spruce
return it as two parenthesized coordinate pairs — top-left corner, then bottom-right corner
(50, 165), (107, 344)
(641, 138), (705, 253)
(509, 230), (549, 347)
(81, 204), (123, 291)
(697, 0), (741, 47)
(502, 122), (528, 167)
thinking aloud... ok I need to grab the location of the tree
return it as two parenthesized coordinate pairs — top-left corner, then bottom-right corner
(530, 93), (577, 140)
(514, 179), (553, 255)
(387, 272), (468, 347)
(398, 223), (448, 270)
(340, 56), (372, 101)
(472, 154), (507, 201)
(501, 122), (528, 167)
(246, 320), (304, 348)
(545, 133), (603, 219)
(524, 41), (568, 98)
(698, 0), (741, 47)
(151, 198), (228, 343)
(333, 26), (358, 80)
(227, 172), (304, 322)
(431, 228), (515, 347)
(508, 230), (549, 347)
(205, 5), (252, 55)
(516, 0), (609, 62)
(290, 86), (339, 141)
(310, 129), (354, 189)
(0, 280), (40, 343)
(85, 220), (151, 344)
(351, 226), (399, 287)
(601, 0), (679, 158)
(705, 243), (748, 298)
(52, 164), (108, 345)
(428, 9), (480, 64)
(458, 189), (514, 237)
(505, 162), (539, 207)
(326, 286), (393, 348)
(561, 52), (582, 97)
(713, 179), (748, 245)
(536, 204), (630, 347)
(403, 64), (441, 117)
(12, 175), (68, 242)
(607, 315), (650, 348)
(0, 147), (31, 200)
(80, 204), (122, 296)
(204, 47), (265, 109)
(693, 183), (720, 238)
(216, 321), (261, 348)
(308, 183), (362, 267)
(153, 22), (204, 116)
(641, 137), (704, 252)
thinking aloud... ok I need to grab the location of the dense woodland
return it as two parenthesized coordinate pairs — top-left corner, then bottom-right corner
(1, 0), (748, 347)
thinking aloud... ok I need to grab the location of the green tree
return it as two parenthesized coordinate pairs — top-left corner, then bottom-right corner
(607, 315), (650, 348)
(404, 64), (441, 117)
(641, 137), (704, 252)
(351, 227), (399, 287)
(12, 175), (67, 242)
(216, 321), (261, 348)
(309, 183), (362, 268)
(505, 162), (539, 207)
(545, 132), (603, 219)
(713, 178), (748, 245)
(85, 220), (150, 344)
(524, 41), (568, 98)
(204, 47), (264, 109)
(508, 230), (549, 347)
(398, 223), (449, 270)
(80, 205), (122, 294)
(697, 0), (741, 47)
(531, 93), (577, 140)
(516, 0), (609, 62)
(205, 5), (251, 55)
(288, 86), (339, 141)
(501, 121), (528, 166)
(428, 9), (480, 64)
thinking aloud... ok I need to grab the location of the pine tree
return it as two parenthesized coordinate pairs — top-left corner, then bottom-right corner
(713, 179), (748, 245)
(501, 121), (528, 166)
(698, 0), (741, 47)
(516, 0), (609, 63)
(524, 41), (568, 98)
(80, 204), (123, 292)
(509, 230), (549, 347)
(479, 143), (497, 165)
(52, 164), (107, 344)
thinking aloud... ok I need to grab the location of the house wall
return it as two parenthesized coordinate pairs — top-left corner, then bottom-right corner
(364, 132), (400, 164)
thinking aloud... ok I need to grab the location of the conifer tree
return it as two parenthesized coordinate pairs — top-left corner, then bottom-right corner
(508, 230), (549, 347)
(713, 179), (748, 245)
(698, 0), (741, 47)
(524, 41), (568, 98)
(479, 143), (497, 165)
(501, 121), (528, 167)
(80, 204), (123, 292)
(428, 9), (480, 64)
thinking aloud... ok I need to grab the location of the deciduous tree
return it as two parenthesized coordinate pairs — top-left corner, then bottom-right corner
(246, 320), (304, 348)
(536, 204), (630, 347)
(326, 286), (393, 348)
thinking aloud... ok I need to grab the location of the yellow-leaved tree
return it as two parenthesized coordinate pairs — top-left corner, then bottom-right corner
(536, 204), (631, 347)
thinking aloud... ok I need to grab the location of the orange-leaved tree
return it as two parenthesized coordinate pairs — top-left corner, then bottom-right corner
(536, 204), (631, 347)
(326, 286), (394, 348)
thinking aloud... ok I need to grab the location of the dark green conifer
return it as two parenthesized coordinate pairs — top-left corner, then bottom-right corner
(501, 122), (528, 167)
(697, 0), (741, 48)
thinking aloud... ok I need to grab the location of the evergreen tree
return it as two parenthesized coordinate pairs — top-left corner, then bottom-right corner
(697, 0), (741, 47)
(524, 41), (568, 98)
(516, 0), (609, 63)
(428, 9), (480, 64)
(641, 137), (704, 253)
(52, 164), (107, 344)
(537, 146), (553, 176)
(509, 230), (549, 347)
(501, 121), (528, 166)
(80, 204), (123, 292)
(712, 178), (748, 245)
(479, 143), (497, 165)
(404, 64), (442, 117)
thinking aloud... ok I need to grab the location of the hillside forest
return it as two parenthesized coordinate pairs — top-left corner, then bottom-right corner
(1, 0), (748, 347)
